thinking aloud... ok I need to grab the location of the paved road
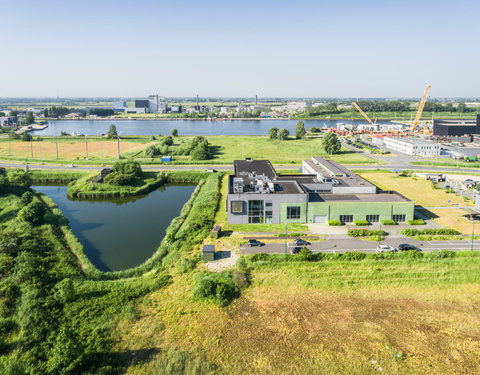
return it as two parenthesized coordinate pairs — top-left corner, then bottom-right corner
(241, 237), (480, 254)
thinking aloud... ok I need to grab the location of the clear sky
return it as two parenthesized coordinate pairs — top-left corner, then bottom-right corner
(2, 0), (479, 98)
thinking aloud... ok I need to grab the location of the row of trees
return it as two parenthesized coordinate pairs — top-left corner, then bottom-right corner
(268, 127), (290, 140)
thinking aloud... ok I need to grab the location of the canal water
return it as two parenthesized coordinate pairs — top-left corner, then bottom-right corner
(34, 184), (196, 272)
(31, 119), (397, 136)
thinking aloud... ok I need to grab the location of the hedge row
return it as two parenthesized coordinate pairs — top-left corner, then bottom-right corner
(347, 229), (386, 237)
(328, 220), (342, 226)
(407, 219), (426, 225)
(401, 228), (460, 237)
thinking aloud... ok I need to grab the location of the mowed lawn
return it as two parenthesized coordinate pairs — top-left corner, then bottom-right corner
(121, 254), (480, 375)
(359, 172), (469, 207)
(207, 136), (373, 164)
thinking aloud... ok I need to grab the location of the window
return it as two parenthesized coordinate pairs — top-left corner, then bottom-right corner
(248, 200), (264, 224)
(366, 215), (379, 223)
(231, 201), (243, 214)
(287, 206), (301, 219)
(339, 215), (353, 223)
(393, 214), (406, 223)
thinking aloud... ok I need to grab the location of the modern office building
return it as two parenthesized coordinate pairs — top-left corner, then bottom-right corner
(383, 137), (440, 157)
(226, 157), (414, 224)
(433, 116), (480, 136)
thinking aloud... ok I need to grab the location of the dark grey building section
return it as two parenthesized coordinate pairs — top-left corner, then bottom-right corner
(134, 100), (149, 109)
(433, 116), (480, 136)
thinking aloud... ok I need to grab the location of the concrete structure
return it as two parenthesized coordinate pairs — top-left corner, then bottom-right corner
(0, 117), (16, 127)
(134, 95), (167, 113)
(383, 137), (440, 157)
(113, 101), (127, 112)
(433, 116), (480, 136)
(124, 107), (146, 114)
(226, 158), (414, 225)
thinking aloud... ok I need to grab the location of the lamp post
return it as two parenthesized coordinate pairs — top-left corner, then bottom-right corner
(117, 135), (120, 159)
(85, 135), (88, 160)
(471, 221), (475, 251)
(378, 221), (382, 248)
(285, 223), (288, 255)
(8, 133), (11, 156)
(55, 136), (59, 160)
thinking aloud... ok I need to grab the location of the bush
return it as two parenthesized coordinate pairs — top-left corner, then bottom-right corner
(341, 251), (366, 261)
(347, 229), (386, 237)
(328, 220), (342, 226)
(162, 136), (174, 146)
(144, 144), (161, 157)
(20, 191), (34, 205)
(402, 250), (424, 259)
(103, 173), (136, 186)
(7, 169), (31, 188)
(111, 159), (142, 177)
(171, 129), (178, 137)
(250, 253), (269, 262)
(297, 247), (314, 261)
(192, 272), (239, 307)
(21, 132), (32, 142)
(17, 200), (46, 224)
(400, 228), (460, 237)
(277, 128), (290, 140)
(430, 250), (456, 259)
(268, 127), (278, 139)
(407, 219), (426, 225)
(354, 220), (369, 226)
(381, 220), (396, 225)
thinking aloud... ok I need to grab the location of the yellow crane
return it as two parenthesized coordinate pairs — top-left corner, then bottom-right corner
(353, 102), (376, 125)
(409, 84), (431, 132)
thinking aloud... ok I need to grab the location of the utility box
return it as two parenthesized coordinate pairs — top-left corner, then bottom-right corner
(210, 225), (221, 239)
(161, 156), (172, 162)
(202, 245), (215, 262)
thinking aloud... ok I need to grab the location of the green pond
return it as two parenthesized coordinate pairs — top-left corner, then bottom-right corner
(34, 184), (196, 272)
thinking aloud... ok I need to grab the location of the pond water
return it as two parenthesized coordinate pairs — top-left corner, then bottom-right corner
(31, 119), (397, 136)
(34, 184), (196, 272)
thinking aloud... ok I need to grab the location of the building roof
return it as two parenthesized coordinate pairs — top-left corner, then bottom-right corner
(384, 137), (439, 146)
(304, 160), (375, 189)
(312, 157), (348, 177)
(234, 159), (277, 178)
(309, 191), (411, 203)
(202, 245), (215, 253)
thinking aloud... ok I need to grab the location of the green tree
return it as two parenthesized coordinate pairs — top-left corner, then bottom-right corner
(295, 120), (306, 139)
(162, 136), (174, 146)
(107, 124), (118, 139)
(111, 159), (142, 177)
(0, 112), (5, 117)
(277, 128), (289, 140)
(21, 132), (32, 142)
(191, 142), (209, 160)
(9, 110), (18, 117)
(322, 131), (341, 154)
(268, 127), (278, 139)
(25, 111), (34, 125)
(43, 108), (49, 117)
(17, 200), (46, 224)
(171, 128), (178, 137)
(457, 103), (467, 113)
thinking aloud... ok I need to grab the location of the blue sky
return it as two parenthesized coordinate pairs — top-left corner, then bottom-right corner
(2, 0), (479, 97)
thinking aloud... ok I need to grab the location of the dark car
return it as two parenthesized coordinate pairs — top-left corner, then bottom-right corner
(248, 239), (265, 247)
(294, 238), (311, 247)
(292, 247), (303, 254)
(398, 243), (422, 252)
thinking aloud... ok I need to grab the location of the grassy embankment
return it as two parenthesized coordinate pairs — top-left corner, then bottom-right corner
(0, 135), (373, 166)
(2, 169), (480, 374)
(294, 111), (478, 121)
(358, 171), (475, 234)
(411, 159), (480, 169)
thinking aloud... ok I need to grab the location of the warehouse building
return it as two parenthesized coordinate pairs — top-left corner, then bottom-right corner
(383, 137), (440, 157)
(433, 116), (480, 136)
(226, 158), (414, 224)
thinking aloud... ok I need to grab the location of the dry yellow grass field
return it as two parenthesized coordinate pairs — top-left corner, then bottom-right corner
(0, 140), (151, 160)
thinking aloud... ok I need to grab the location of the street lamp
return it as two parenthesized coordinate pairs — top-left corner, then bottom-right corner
(284, 223), (288, 255)
(471, 220), (476, 251)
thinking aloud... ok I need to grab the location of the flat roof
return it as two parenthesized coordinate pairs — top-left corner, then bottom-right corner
(234, 159), (277, 178)
(385, 137), (439, 145)
(312, 157), (348, 177)
(309, 191), (410, 203)
(304, 160), (375, 189)
(202, 245), (215, 253)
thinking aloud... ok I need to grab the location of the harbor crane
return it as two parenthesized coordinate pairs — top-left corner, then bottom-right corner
(353, 102), (376, 126)
(409, 84), (431, 132)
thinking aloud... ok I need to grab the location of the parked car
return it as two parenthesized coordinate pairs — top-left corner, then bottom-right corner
(376, 245), (397, 252)
(248, 239), (265, 247)
(292, 247), (302, 254)
(398, 243), (422, 252)
(294, 238), (311, 247)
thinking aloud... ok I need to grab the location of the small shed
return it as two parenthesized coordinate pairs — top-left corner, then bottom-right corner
(210, 225), (221, 239)
(161, 156), (172, 162)
(202, 245), (215, 262)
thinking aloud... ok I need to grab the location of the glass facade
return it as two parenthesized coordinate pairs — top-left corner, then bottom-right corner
(393, 214), (406, 222)
(340, 215), (353, 223)
(248, 200), (264, 223)
(366, 215), (379, 222)
(287, 206), (301, 219)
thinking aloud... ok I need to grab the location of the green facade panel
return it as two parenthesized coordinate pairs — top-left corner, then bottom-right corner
(280, 202), (307, 224)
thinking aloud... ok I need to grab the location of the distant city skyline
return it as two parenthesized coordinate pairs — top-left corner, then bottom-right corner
(2, 0), (479, 97)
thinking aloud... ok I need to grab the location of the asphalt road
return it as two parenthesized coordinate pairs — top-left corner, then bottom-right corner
(241, 237), (480, 254)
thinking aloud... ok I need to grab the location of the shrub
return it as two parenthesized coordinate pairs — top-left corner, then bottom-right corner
(103, 173), (136, 186)
(297, 247), (314, 261)
(162, 136), (174, 146)
(20, 191), (34, 205)
(268, 127), (278, 139)
(341, 251), (366, 261)
(347, 229), (386, 237)
(400, 228), (460, 237)
(354, 220), (369, 226)
(250, 253), (269, 262)
(17, 200), (46, 224)
(328, 220), (342, 226)
(430, 250), (456, 259)
(407, 219), (425, 225)
(171, 128), (178, 137)
(192, 272), (239, 307)
(402, 250), (424, 259)
(7, 169), (31, 188)
(381, 220), (396, 225)
(277, 128), (290, 140)
(144, 144), (161, 157)
(21, 132), (32, 141)
(111, 159), (142, 177)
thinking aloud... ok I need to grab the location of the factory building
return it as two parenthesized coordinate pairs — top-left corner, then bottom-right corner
(433, 116), (480, 136)
(383, 137), (440, 157)
(226, 158), (414, 225)
(133, 95), (167, 113)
